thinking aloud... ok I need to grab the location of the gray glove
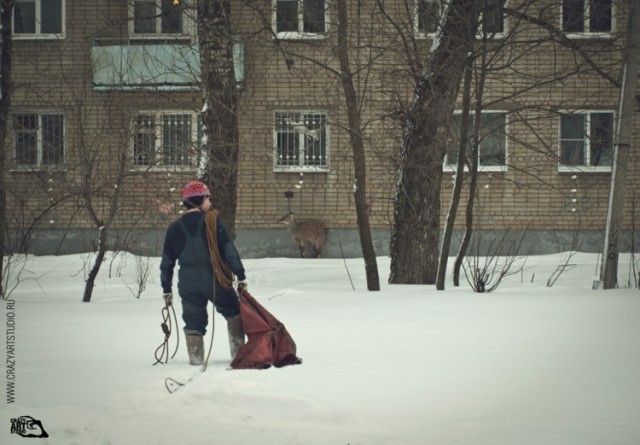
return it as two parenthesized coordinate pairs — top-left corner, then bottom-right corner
(237, 279), (248, 291)
(163, 292), (173, 305)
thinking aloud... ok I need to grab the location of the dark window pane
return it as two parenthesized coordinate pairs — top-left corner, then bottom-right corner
(563, 0), (584, 32)
(275, 112), (300, 166)
(446, 146), (460, 165)
(482, 0), (504, 34)
(13, 114), (37, 165)
(589, 0), (611, 32)
(449, 112), (506, 167)
(302, 113), (326, 166)
(134, 1), (156, 33)
(561, 140), (585, 165)
(479, 113), (506, 166)
(134, 134), (155, 165)
(303, 0), (325, 33)
(447, 114), (468, 165)
(162, 114), (191, 165)
(161, 0), (183, 34)
(276, 0), (298, 32)
(277, 131), (299, 166)
(304, 135), (326, 166)
(13, 114), (36, 132)
(418, 0), (439, 34)
(446, 148), (460, 165)
(41, 0), (63, 34)
(14, 0), (36, 34)
(561, 113), (586, 165)
(561, 114), (584, 139)
(134, 115), (155, 166)
(16, 133), (37, 164)
(41, 114), (64, 165)
(590, 112), (613, 166)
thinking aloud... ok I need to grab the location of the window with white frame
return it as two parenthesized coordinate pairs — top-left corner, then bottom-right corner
(132, 112), (197, 168)
(13, 0), (65, 39)
(274, 0), (327, 39)
(445, 112), (507, 170)
(416, 0), (439, 35)
(12, 112), (65, 168)
(481, 0), (505, 35)
(274, 111), (329, 172)
(417, 0), (504, 37)
(562, 0), (612, 34)
(130, 0), (190, 36)
(559, 111), (613, 170)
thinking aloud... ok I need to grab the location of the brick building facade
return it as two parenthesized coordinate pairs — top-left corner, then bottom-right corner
(3, 0), (639, 257)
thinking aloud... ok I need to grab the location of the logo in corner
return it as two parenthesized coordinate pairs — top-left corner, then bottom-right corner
(10, 416), (49, 438)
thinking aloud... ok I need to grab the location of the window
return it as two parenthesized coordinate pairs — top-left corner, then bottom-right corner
(559, 111), (613, 170)
(130, 0), (188, 36)
(274, 0), (327, 38)
(13, 0), (65, 38)
(562, 0), (612, 34)
(12, 112), (65, 168)
(416, 0), (439, 35)
(417, 0), (504, 37)
(274, 111), (329, 172)
(132, 112), (198, 168)
(481, 0), (505, 35)
(445, 112), (507, 171)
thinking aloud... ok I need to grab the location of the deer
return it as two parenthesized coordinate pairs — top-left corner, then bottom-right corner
(278, 211), (328, 258)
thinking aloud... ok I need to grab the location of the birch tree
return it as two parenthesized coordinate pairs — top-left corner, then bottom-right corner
(197, 0), (240, 237)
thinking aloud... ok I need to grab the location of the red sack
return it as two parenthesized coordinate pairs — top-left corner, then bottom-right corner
(231, 289), (302, 370)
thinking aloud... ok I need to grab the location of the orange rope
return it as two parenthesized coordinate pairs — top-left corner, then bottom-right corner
(205, 209), (234, 290)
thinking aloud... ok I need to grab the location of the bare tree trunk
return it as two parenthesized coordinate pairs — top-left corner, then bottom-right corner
(452, 109), (482, 286)
(82, 226), (107, 302)
(389, 0), (481, 284)
(81, 110), (128, 302)
(0, 1), (15, 296)
(453, 45), (489, 287)
(197, 0), (240, 238)
(600, 0), (640, 289)
(436, 56), (473, 290)
(336, 0), (380, 291)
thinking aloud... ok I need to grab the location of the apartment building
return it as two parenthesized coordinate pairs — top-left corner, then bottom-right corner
(3, 0), (638, 257)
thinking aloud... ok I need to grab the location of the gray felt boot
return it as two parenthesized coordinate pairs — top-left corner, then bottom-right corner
(226, 315), (245, 360)
(184, 331), (204, 365)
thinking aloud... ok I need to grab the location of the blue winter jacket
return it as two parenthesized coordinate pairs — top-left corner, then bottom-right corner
(160, 211), (246, 294)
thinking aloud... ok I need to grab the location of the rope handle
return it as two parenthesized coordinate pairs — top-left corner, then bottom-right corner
(153, 302), (180, 365)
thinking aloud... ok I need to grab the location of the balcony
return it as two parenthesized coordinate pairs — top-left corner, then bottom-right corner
(91, 40), (200, 91)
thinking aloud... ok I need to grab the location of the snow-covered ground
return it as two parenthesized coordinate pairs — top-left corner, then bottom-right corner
(1, 252), (639, 444)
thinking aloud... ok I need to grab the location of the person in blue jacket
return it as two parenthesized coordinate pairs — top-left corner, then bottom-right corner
(160, 180), (247, 365)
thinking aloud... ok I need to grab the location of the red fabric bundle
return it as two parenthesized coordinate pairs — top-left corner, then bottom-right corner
(231, 290), (302, 370)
